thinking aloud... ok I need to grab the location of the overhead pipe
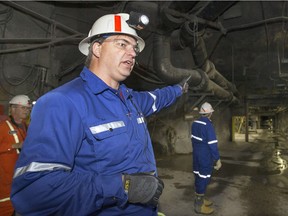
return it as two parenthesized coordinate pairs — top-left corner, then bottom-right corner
(0, 38), (82, 44)
(160, 2), (199, 32)
(171, 21), (239, 97)
(153, 35), (207, 90)
(186, 23), (238, 94)
(162, 1), (237, 33)
(153, 34), (238, 102)
(0, 34), (82, 54)
(162, 7), (226, 33)
(162, 1), (239, 102)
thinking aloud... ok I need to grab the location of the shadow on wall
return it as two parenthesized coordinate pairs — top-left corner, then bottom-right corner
(149, 115), (192, 157)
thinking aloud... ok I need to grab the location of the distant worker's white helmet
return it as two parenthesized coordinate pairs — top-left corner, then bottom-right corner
(9, 95), (31, 107)
(79, 12), (148, 56)
(199, 102), (214, 114)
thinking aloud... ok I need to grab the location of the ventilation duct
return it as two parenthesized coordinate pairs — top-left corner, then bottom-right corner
(153, 34), (238, 103)
(171, 22), (238, 97)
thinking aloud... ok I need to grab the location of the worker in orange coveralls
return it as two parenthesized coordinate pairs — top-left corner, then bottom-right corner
(0, 95), (31, 216)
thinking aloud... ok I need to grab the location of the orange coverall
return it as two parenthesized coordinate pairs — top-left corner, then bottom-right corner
(0, 118), (27, 216)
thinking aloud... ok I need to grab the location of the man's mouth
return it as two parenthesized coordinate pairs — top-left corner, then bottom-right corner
(123, 60), (133, 65)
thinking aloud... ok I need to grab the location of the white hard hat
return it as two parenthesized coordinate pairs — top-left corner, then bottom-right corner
(199, 102), (214, 114)
(79, 13), (146, 56)
(9, 95), (31, 107)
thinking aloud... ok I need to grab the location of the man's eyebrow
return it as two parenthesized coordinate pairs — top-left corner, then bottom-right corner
(116, 38), (137, 46)
(127, 39), (138, 47)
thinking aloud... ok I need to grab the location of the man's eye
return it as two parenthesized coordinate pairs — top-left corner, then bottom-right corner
(117, 41), (127, 48)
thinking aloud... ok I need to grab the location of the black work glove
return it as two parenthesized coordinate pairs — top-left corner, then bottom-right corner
(178, 75), (191, 94)
(123, 172), (164, 207)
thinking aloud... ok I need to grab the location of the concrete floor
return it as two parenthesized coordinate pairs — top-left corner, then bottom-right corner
(156, 130), (288, 216)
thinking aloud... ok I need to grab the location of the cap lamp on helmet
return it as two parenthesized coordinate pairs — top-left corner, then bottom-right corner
(127, 11), (149, 30)
(79, 12), (148, 56)
(9, 95), (32, 107)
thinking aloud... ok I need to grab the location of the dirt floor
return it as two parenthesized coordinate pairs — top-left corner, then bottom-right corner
(156, 130), (288, 216)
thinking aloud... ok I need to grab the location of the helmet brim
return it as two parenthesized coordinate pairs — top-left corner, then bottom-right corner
(199, 110), (214, 114)
(78, 33), (145, 56)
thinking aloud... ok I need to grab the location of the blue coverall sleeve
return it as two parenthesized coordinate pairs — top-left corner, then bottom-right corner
(133, 85), (182, 117)
(206, 123), (220, 161)
(11, 92), (127, 215)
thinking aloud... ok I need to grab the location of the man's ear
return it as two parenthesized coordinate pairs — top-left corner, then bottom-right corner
(92, 42), (101, 58)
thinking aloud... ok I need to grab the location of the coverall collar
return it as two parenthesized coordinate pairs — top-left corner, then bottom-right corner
(80, 67), (132, 99)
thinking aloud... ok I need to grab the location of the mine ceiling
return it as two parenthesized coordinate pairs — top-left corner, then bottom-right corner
(1, 1), (288, 115)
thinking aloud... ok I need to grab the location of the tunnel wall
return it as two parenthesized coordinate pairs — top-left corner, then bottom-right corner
(276, 110), (288, 135)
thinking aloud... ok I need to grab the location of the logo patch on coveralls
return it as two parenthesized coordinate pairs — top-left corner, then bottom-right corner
(9, 130), (17, 135)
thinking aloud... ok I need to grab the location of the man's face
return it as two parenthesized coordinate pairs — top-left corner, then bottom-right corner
(11, 105), (31, 120)
(208, 112), (213, 119)
(98, 34), (138, 82)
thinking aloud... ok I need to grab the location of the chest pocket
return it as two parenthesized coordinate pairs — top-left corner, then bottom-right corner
(89, 119), (127, 140)
(87, 119), (130, 171)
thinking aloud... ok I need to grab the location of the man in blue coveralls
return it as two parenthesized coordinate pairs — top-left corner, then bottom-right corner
(191, 102), (222, 215)
(11, 12), (190, 216)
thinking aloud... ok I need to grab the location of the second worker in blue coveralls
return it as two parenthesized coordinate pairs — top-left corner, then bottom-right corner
(191, 102), (222, 215)
(11, 12), (190, 216)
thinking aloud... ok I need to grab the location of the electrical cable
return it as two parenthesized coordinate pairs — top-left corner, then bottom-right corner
(57, 56), (86, 80)
(3, 65), (35, 86)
